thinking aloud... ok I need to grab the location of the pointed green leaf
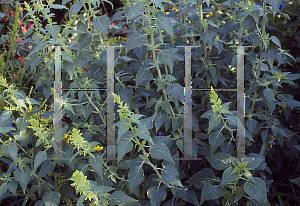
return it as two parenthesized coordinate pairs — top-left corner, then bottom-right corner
(129, 165), (144, 192)
(34, 151), (47, 172)
(206, 153), (234, 170)
(200, 182), (226, 205)
(93, 16), (110, 36)
(161, 166), (183, 187)
(2, 142), (18, 163)
(244, 177), (267, 205)
(208, 116), (221, 134)
(209, 131), (225, 155)
(42, 191), (61, 206)
(14, 167), (30, 194)
(221, 167), (239, 188)
(150, 142), (175, 164)
(109, 191), (138, 205)
(136, 125), (154, 145)
(147, 185), (167, 206)
(89, 156), (103, 180)
(126, 33), (144, 51)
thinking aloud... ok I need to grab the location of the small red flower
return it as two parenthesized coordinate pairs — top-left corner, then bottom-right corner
(9, 11), (14, 16)
(21, 26), (27, 33)
(21, 63), (24, 67)
(19, 7), (23, 11)
(18, 20), (22, 25)
(13, 73), (16, 78)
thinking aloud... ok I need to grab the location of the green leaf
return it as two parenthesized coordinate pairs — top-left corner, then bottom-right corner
(241, 155), (265, 170)
(208, 116), (221, 134)
(93, 16), (110, 36)
(157, 16), (173, 37)
(243, 168), (256, 184)
(62, 51), (73, 62)
(200, 182), (226, 205)
(94, 186), (115, 196)
(150, 0), (165, 12)
(246, 118), (257, 136)
(290, 176), (300, 187)
(42, 191), (61, 206)
(206, 153), (234, 170)
(263, 88), (275, 106)
(51, 4), (69, 9)
(69, 0), (83, 18)
(150, 142), (175, 164)
(155, 110), (167, 132)
(117, 137), (133, 163)
(265, 0), (282, 15)
(2, 142), (18, 163)
(244, 177), (267, 206)
(64, 103), (75, 115)
(161, 166), (183, 187)
(176, 186), (200, 206)
(126, 33), (144, 52)
(234, 185), (244, 203)
(135, 68), (153, 87)
(185, 168), (217, 187)
(34, 151), (47, 172)
(270, 36), (281, 48)
(221, 167), (239, 188)
(203, 28), (218, 48)
(253, 36), (262, 49)
(139, 114), (155, 129)
(209, 131), (225, 155)
(45, 25), (60, 43)
(136, 125), (154, 145)
(147, 185), (167, 206)
(77, 32), (93, 52)
(14, 166), (30, 194)
(128, 165), (144, 192)
(276, 94), (294, 109)
(243, 16), (256, 32)
(38, 160), (55, 179)
(261, 44), (278, 67)
(251, 10), (260, 24)
(127, 2), (144, 19)
(89, 156), (103, 180)
(165, 83), (184, 104)
(0, 183), (8, 199)
(0, 110), (12, 126)
(27, 42), (45, 57)
(224, 21), (240, 37)
(109, 191), (138, 205)
(172, 117), (181, 132)
(117, 123), (130, 143)
(7, 181), (18, 195)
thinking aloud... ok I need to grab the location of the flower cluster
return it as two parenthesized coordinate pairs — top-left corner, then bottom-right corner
(65, 128), (92, 156)
(209, 86), (222, 116)
(48, 171), (67, 190)
(69, 170), (97, 202)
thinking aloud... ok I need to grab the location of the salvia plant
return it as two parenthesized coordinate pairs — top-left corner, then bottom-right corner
(0, 0), (300, 205)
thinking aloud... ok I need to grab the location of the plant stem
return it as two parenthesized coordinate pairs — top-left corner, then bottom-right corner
(250, 0), (266, 114)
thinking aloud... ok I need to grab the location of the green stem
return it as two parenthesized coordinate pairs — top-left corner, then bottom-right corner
(250, 0), (266, 114)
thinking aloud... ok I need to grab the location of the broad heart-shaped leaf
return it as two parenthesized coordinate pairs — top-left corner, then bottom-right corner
(127, 2), (144, 19)
(241, 154), (265, 170)
(150, 142), (175, 164)
(185, 168), (217, 188)
(246, 118), (257, 137)
(157, 49), (175, 74)
(38, 160), (55, 179)
(175, 186), (200, 206)
(0, 183), (8, 199)
(0, 110), (12, 126)
(276, 94), (294, 109)
(1, 142), (18, 163)
(45, 25), (60, 43)
(63, 60), (77, 80)
(7, 181), (18, 195)
(89, 156), (103, 180)
(117, 137), (133, 163)
(117, 123), (130, 143)
(265, 0), (282, 14)
(155, 110), (167, 132)
(129, 165), (144, 192)
(244, 177), (267, 206)
(135, 68), (153, 88)
(221, 167), (239, 188)
(156, 16), (173, 38)
(200, 182), (226, 205)
(13, 166), (30, 194)
(27, 41), (45, 57)
(126, 33), (144, 52)
(42, 191), (61, 206)
(208, 115), (221, 134)
(261, 43), (278, 67)
(34, 151), (47, 172)
(136, 125), (154, 145)
(109, 191), (138, 205)
(94, 186), (115, 196)
(165, 83), (184, 104)
(206, 153), (234, 170)
(147, 185), (167, 206)
(161, 166), (183, 187)
(69, 0), (83, 18)
(93, 16), (110, 36)
(150, 0), (165, 12)
(77, 32), (93, 52)
(263, 88), (275, 106)
(139, 114), (155, 129)
(209, 131), (225, 155)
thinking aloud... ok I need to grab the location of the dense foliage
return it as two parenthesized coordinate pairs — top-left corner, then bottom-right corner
(0, 0), (300, 205)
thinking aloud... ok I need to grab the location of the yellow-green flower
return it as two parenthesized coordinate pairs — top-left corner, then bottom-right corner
(93, 145), (104, 151)
(172, 7), (179, 11)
